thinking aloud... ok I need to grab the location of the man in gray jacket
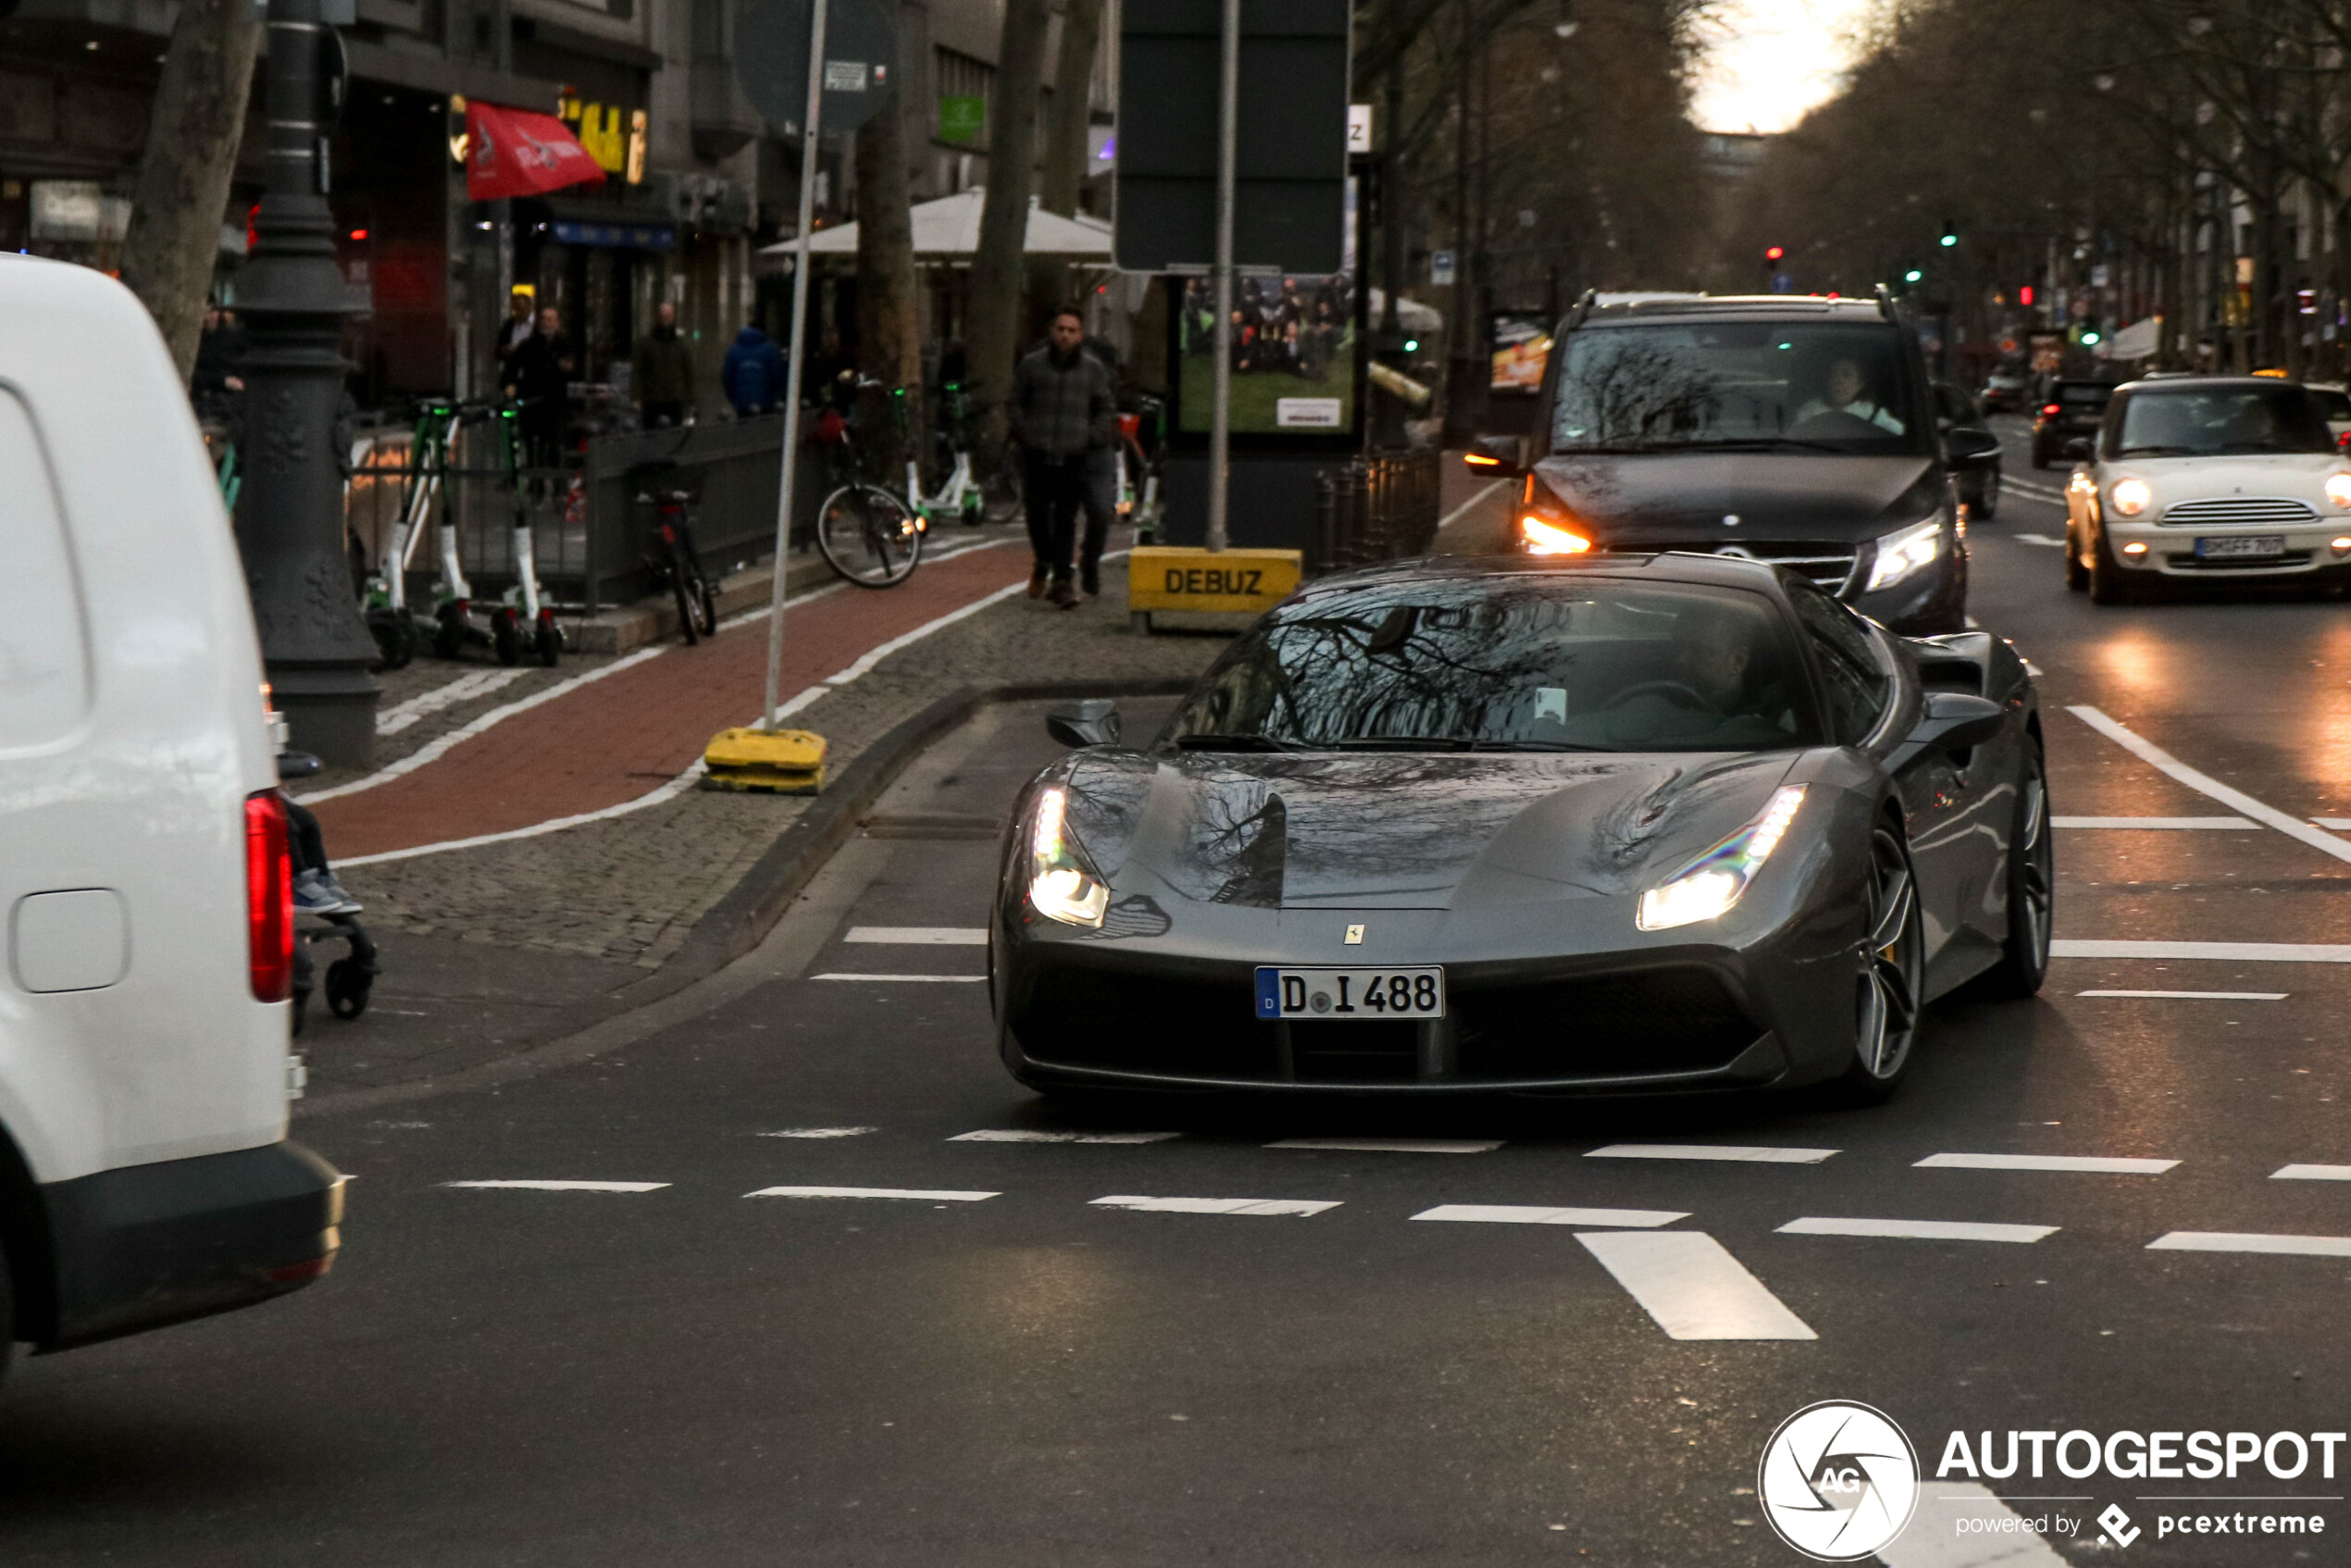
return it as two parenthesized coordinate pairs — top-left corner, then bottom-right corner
(1010, 307), (1116, 606)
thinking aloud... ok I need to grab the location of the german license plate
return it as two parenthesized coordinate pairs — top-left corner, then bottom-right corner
(1255, 966), (1446, 1021)
(2196, 534), (2286, 559)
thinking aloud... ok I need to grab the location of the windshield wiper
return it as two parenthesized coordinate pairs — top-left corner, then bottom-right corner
(1468, 740), (1615, 753)
(1670, 437), (1860, 454)
(1330, 735), (1474, 751)
(2116, 444), (2196, 457)
(1172, 733), (1299, 753)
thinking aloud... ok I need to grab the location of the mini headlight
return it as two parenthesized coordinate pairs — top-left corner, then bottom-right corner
(2327, 473), (2351, 510)
(1637, 786), (1806, 931)
(1027, 785), (1108, 927)
(2110, 479), (2152, 516)
(1865, 518), (1943, 592)
(1520, 514), (1591, 554)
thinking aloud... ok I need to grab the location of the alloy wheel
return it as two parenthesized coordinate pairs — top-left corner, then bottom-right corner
(1855, 828), (1923, 1081)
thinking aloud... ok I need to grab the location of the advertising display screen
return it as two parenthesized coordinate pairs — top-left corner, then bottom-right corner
(1490, 310), (1552, 394)
(1174, 178), (1360, 440)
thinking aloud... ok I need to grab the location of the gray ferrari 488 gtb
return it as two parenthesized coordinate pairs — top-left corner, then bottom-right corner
(991, 552), (2050, 1105)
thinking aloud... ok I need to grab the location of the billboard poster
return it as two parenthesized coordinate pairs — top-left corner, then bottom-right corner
(1174, 179), (1360, 439)
(1489, 311), (1551, 394)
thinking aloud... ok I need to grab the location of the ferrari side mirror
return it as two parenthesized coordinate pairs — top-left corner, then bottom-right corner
(1462, 434), (1524, 478)
(1909, 691), (2004, 755)
(1047, 699), (1122, 749)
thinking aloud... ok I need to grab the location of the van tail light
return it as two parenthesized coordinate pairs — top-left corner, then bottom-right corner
(245, 790), (293, 1002)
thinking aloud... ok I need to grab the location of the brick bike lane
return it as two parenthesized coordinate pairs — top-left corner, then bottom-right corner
(310, 541), (1035, 860)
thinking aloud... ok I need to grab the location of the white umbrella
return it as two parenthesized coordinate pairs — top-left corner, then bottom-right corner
(760, 191), (1113, 260)
(1367, 288), (1444, 335)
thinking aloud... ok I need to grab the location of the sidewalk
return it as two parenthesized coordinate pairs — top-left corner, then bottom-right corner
(300, 526), (1232, 1109)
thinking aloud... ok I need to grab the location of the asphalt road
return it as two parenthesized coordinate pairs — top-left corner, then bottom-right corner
(7, 418), (2351, 1566)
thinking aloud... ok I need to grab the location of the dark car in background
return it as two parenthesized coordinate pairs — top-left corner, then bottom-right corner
(2030, 378), (2113, 467)
(1464, 292), (1996, 634)
(1979, 370), (2029, 414)
(1934, 380), (2001, 519)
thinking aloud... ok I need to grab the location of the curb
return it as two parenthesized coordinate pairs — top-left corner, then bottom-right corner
(296, 674), (1196, 1119)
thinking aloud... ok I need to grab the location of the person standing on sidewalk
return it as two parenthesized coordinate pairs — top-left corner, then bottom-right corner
(504, 305), (576, 468)
(1010, 307), (1115, 607)
(722, 322), (788, 417)
(631, 302), (697, 429)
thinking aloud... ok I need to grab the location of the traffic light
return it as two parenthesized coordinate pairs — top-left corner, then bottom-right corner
(1762, 244), (1785, 275)
(2020, 285), (2035, 306)
(1939, 220), (1958, 249)
(1904, 268), (1923, 284)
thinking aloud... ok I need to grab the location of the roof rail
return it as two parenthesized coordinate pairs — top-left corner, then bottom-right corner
(1561, 287), (1598, 336)
(1875, 283), (1898, 321)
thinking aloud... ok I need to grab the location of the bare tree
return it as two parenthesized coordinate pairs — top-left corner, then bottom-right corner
(1039, 0), (1108, 216)
(118, 0), (262, 380)
(967, 0), (1056, 444)
(855, 83), (925, 477)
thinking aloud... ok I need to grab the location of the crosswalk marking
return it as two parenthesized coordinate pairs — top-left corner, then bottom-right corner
(845, 927), (989, 945)
(1574, 1231), (1816, 1340)
(2273, 1164), (2351, 1182)
(2147, 1230), (2351, 1258)
(1778, 1217), (2057, 1244)
(952, 1129), (1181, 1144)
(1412, 1203), (1686, 1228)
(1587, 1143), (1838, 1164)
(1916, 1152), (2177, 1175)
(2052, 815), (2258, 829)
(810, 972), (989, 983)
(2077, 989), (2286, 1001)
(1267, 1138), (1502, 1154)
(1881, 1481), (2070, 1566)
(2053, 940), (2351, 963)
(444, 1179), (670, 1192)
(745, 1185), (999, 1201)
(1090, 1195), (1339, 1216)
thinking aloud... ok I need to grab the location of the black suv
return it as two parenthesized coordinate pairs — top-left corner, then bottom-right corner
(2030, 378), (2114, 468)
(1467, 292), (1988, 634)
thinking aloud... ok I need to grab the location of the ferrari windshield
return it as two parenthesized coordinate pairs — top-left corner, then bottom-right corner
(1163, 579), (1813, 753)
(1551, 320), (1926, 454)
(2114, 385), (2335, 457)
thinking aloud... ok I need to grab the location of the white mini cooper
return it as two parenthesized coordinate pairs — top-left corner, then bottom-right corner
(2063, 376), (2351, 603)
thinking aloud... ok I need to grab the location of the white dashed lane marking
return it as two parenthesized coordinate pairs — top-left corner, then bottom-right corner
(952, 1129), (1181, 1144)
(759, 1127), (879, 1139)
(2070, 704), (2351, 866)
(2271, 1164), (2351, 1182)
(444, 1179), (670, 1192)
(810, 972), (988, 983)
(2078, 989), (2285, 1001)
(1917, 1152), (2178, 1176)
(1090, 1195), (1339, 1216)
(1586, 1143), (1838, 1164)
(1881, 1481), (2070, 1567)
(1575, 1231), (1817, 1340)
(2053, 940), (2351, 964)
(2012, 532), (2065, 546)
(2053, 815), (2258, 829)
(1412, 1203), (1687, 1228)
(1778, 1217), (2058, 1244)
(1267, 1138), (1502, 1154)
(2147, 1231), (2351, 1258)
(845, 927), (989, 944)
(746, 1185), (1000, 1201)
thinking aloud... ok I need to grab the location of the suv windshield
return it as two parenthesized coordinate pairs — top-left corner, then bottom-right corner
(2115, 386), (2335, 457)
(1550, 320), (1924, 455)
(1163, 579), (1812, 753)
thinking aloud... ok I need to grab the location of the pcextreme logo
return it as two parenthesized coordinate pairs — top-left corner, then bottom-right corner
(1759, 1400), (1922, 1562)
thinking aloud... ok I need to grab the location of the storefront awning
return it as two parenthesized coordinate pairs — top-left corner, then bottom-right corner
(761, 191), (1113, 260)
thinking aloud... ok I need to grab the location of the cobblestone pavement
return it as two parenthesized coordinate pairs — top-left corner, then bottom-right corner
(301, 538), (1231, 1098)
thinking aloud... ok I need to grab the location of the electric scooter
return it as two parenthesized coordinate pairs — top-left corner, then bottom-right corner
(362, 398), (461, 670)
(414, 399), (564, 667)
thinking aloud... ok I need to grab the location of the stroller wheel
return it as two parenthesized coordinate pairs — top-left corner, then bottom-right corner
(325, 956), (372, 1020)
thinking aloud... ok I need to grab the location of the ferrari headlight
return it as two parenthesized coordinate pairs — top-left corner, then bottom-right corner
(2326, 473), (2351, 510)
(1637, 786), (1806, 932)
(1027, 785), (1108, 927)
(2110, 479), (2152, 516)
(1865, 518), (1943, 592)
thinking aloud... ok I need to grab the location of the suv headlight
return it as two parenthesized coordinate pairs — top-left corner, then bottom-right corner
(1637, 786), (1806, 931)
(1027, 785), (1108, 928)
(2110, 479), (2152, 516)
(1865, 517), (1944, 592)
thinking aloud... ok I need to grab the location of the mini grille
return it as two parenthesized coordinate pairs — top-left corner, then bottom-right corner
(2158, 496), (2319, 528)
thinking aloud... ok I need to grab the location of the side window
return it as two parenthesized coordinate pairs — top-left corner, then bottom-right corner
(2099, 391), (2130, 457)
(0, 387), (93, 751)
(1785, 580), (1889, 745)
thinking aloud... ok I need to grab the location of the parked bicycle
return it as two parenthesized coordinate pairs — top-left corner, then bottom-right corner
(626, 455), (718, 644)
(1117, 391), (1167, 542)
(813, 376), (926, 589)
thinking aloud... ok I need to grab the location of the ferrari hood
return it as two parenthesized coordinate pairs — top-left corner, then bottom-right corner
(1531, 452), (1937, 542)
(1061, 750), (1802, 912)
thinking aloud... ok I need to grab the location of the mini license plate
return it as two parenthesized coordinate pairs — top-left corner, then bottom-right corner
(2195, 534), (2287, 559)
(1254, 966), (1446, 1021)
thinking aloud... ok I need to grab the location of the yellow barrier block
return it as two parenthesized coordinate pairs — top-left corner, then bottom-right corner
(703, 727), (827, 794)
(1126, 546), (1303, 616)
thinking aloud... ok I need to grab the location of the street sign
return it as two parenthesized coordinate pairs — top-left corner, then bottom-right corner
(1348, 103), (1372, 154)
(1113, 0), (1350, 275)
(735, 0), (898, 138)
(1431, 250), (1456, 287)
(1771, 271), (1792, 293)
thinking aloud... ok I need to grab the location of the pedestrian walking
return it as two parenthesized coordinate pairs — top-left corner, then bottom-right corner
(721, 323), (789, 417)
(191, 303), (247, 429)
(631, 301), (696, 429)
(1010, 306), (1115, 607)
(503, 304), (576, 468)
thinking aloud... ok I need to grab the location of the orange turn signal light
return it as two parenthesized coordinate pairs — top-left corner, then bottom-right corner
(1463, 452), (1502, 469)
(1520, 515), (1591, 554)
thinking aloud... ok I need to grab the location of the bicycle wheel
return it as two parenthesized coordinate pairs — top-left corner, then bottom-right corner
(667, 543), (702, 645)
(985, 454), (1025, 525)
(816, 483), (922, 588)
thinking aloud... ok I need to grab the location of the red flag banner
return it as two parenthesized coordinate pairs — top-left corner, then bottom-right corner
(466, 102), (606, 201)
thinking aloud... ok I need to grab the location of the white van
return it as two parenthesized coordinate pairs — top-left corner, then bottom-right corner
(0, 255), (341, 1379)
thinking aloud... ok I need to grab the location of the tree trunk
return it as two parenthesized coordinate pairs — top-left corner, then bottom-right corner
(1039, 0), (1106, 217)
(966, 0), (1055, 446)
(855, 85), (924, 483)
(119, 0), (263, 381)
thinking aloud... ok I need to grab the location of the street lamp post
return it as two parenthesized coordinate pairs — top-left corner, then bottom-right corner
(233, 0), (379, 765)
